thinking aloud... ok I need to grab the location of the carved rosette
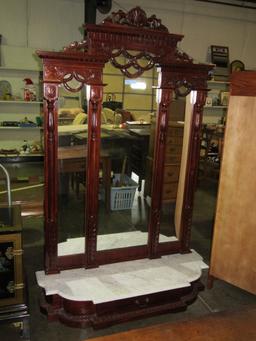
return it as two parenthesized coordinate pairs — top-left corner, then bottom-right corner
(103, 7), (168, 32)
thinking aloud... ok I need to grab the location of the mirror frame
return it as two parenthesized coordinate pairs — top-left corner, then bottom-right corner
(38, 7), (212, 274)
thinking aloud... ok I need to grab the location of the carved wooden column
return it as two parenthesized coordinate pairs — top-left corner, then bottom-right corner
(85, 84), (103, 268)
(44, 82), (59, 274)
(148, 73), (174, 258)
(180, 90), (207, 252)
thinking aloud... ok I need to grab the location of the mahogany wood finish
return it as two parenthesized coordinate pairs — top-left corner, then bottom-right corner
(38, 6), (211, 273)
(43, 83), (59, 274)
(230, 71), (256, 96)
(38, 6), (212, 327)
(39, 279), (204, 329)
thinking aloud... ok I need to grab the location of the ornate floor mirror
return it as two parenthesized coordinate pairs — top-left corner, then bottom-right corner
(36, 7), (212, 328)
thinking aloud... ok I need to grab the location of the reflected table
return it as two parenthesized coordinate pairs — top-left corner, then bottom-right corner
(74, 127), (150, 190)
(58, 145), (112, 212)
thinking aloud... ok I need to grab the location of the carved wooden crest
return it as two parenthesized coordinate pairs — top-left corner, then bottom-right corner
(103, 6), (168, 31)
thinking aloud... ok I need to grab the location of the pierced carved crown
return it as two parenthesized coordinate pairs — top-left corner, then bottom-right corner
(103, 6), (168, 32)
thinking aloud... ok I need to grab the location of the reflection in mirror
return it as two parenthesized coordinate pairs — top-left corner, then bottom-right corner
(57, 81), (88, 256)
(174, 81), (192, 98)
(96, 60), (157, 250)
(158, 93), (195, 243)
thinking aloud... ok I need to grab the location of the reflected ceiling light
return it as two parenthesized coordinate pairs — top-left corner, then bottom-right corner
(125, 79), (147, 90)
(156, 88), (162, 104)
(190, 90), (197, 105)
(86, 85), (91, 101)
(130, 81), (147, 90)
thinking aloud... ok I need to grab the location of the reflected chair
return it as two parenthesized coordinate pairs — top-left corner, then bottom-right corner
(72, 112), (87, 125)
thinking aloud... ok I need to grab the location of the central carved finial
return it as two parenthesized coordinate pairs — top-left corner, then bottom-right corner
(127, 7), (147, 26)
(103, 6), (168, 32)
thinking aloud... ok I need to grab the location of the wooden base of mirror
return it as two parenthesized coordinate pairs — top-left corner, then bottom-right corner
(39, 280), (203, 329)
(37, 251), (207, 328)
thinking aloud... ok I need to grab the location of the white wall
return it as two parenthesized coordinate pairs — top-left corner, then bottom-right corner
(0, 0), (84, 49)
(0, 0), (84, 68)
(0, 0), (255, 68)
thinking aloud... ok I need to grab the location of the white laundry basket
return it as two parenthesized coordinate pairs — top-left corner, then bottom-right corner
(111, 174), (138, 210)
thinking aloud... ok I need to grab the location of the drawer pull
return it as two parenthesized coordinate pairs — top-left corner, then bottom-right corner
(135, 297), (149, 308)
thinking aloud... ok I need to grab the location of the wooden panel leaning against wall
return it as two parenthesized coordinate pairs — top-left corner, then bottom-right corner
(209, 71), (256, 295)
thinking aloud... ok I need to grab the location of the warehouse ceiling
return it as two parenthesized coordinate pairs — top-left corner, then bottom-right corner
(195, 0), (256, 9)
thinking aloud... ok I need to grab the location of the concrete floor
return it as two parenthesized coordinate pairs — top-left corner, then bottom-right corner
(0, 162), (256, 341)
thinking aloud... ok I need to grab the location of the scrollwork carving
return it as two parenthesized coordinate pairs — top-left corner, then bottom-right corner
(44, 65), (102, 89)
(159, 104), (168, 144)
(152, 208), (161, 253)
(89, 87), (102, 141)
(158, 90), (171, 143)
(63, 39), (88, 52)
(87, 214), (97, 263)
(160, 71), (209, 93)
(175, 49), (193, 64)
(103, 7), (168, 32)
(44, 84), (58, 144)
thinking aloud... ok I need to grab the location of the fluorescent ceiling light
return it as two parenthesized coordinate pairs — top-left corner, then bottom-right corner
(125, 79), (147, 90)
(130, 81), (147, 90)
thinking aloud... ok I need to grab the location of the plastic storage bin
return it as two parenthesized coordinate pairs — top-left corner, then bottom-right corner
(111, 174), (138, 210)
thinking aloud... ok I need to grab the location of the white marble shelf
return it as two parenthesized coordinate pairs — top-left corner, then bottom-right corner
(58, 231), (178, 256)
(36, 250), (208, 304)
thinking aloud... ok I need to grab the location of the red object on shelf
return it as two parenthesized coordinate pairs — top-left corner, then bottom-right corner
(23, 78), (36, 101)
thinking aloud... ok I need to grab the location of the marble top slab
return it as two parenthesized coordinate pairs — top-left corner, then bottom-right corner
(36, 250), (208, 304)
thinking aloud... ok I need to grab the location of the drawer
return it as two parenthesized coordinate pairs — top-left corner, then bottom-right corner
(165, 153), (182, 164)
(163, 165), (180, 183)
(166, 135), (183, 145)
(162, 182), (178, 201)
(59, 159), (85, 173)
(168, 127), (184, 137)
(96, 286), (187, 317)
(165, 144), (183, 156)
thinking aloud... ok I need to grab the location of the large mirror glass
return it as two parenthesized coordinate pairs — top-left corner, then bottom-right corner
(96, 58), (157, 250)
(158, 91), (196, 243)
(57, 80), (88, 256)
